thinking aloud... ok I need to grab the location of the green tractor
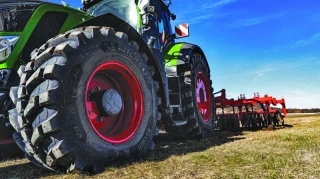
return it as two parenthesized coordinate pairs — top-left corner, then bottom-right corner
(2, 0), (214, 172)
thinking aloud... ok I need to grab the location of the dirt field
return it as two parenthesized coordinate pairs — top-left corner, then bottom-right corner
(1, 114), (320, 178)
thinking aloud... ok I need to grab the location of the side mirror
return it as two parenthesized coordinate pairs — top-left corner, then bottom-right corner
(171, 14), (176, 20)
(175, 23), (189, 39)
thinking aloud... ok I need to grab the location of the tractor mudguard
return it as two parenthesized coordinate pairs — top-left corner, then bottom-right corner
(0, 3), (91, 70)
(75, 13), (168, 106)
(164, 42), (210, 73)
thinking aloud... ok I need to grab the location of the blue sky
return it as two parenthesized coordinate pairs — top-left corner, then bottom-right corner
(50, 0), (320, 108)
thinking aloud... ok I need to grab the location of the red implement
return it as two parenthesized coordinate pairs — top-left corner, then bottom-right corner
(213, 89), (286, 130)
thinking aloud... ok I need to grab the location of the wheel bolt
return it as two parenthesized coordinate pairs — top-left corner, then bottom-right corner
(96, 117), (103, 122)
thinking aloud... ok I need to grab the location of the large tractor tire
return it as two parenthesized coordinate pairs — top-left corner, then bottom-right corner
(165, 54), (214, 138)
(9, 26), (160, 173)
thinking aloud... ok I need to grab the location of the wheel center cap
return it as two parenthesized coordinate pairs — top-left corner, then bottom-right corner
(102, 89), (123, 116)
(196, 79), (207, 104)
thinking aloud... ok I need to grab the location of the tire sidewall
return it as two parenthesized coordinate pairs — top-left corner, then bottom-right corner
(59, 38), (156, 159)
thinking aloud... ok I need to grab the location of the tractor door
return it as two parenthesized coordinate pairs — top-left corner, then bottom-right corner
(142, 0), (174, 52)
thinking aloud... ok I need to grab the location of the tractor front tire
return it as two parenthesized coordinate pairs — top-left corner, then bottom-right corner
(9, 27), (160, 173)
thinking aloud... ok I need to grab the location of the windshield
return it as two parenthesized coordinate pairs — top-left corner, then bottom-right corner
(87, 0), (138, 30)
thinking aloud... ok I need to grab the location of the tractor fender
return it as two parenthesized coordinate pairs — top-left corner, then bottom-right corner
(75, 13), (168, 106)
(164, 42), (210, 73)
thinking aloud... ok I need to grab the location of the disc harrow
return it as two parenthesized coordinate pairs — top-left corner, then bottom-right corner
(213, 89), (286, 131)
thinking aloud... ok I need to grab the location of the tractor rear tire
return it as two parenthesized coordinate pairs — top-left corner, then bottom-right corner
(165, 54), (214, 138)
(9, 27), (160, 173)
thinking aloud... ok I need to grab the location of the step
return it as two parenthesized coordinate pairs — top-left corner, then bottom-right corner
(173, 120), (187, 126)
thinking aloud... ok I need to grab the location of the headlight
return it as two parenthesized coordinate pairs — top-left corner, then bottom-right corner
(0, 36), (20, 61)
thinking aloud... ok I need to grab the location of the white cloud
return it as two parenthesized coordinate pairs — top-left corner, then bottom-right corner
(290, 32), (320, 48)
(174, 0), (238, 25)
(174, 12), (227, 25)
(227, 13), (285, 28)
(199, 0), (238, 10)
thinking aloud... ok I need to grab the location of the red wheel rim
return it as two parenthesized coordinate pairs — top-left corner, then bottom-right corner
(85, 61), (144, 144)
(195, 71), (212, 122)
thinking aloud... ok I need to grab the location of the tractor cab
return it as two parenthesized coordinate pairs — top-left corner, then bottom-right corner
(138, 0), (175, 50)
(83, 0), (188, 51)
(85, 0), (139, 31)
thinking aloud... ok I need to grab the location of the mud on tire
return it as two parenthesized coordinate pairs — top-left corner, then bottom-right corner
(9, 26), (160, 173)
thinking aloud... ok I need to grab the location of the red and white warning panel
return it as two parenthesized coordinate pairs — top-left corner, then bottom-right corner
(175, 23), (189, 38)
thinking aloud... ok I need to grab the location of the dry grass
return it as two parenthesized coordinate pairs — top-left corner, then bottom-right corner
(1, 114), (320, 179)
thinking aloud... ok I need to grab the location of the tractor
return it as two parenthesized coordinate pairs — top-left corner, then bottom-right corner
(1, 0), (214, 172)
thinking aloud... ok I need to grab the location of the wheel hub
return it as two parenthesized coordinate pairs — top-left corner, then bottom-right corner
(195, 71), (212, 122)
(85, 61), (144, 144)
(102, 89), (122, 116)
(196, 78), (208, 115)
